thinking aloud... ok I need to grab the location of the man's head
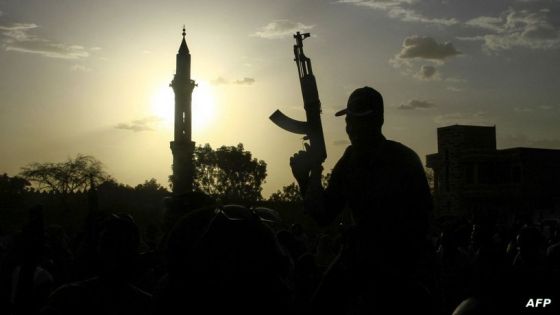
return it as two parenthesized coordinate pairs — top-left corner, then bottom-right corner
(335, 86), (384, 147)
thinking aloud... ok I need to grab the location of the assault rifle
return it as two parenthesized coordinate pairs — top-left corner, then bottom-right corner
(270, 32), (327, 165)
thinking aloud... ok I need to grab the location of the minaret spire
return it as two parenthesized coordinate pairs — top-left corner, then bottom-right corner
(178, 26), (189, 55)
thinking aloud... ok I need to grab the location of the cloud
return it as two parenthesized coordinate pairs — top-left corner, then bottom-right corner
(233, 77), (255, 85)
(70, 64), (92, 72)
(337, 0), (458, 26)
(463, 8), (560, 51)
(539, 105), (554, 110)
(398, 99), (436, 110)
(414, 65), (439, 80)
(444, 77), (467, 83)
(211, 76), (229, 85)
(211, 76), (256, 85)
(252, 20), (314, 39)
(0, 23), (89, 59)
(390, 36), (461, 80)
(396, 36), (462, 61)
(446, 86), (463, 92)
(115, 116), (162, 132)
(434, 111), (489, 126)
(5, 43), (89, 59)
(466, 16), (504, 32)
(0, 23), (38, 41)
(514, 107), (533, 113)
(514, 104), (559, 112)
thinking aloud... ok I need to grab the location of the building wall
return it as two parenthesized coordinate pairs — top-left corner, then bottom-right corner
(427, 125), (560, 223)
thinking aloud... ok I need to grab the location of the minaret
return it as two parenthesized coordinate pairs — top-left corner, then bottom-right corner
(170, 26), (196, 194)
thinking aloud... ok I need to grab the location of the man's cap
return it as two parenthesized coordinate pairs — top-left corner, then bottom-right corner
(335, 86), (384, 117)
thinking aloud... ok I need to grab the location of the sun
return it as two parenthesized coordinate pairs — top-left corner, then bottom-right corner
(150, 80), (216, 132)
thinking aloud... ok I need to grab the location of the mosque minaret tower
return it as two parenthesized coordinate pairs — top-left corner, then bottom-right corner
(170, 26), (196, 194)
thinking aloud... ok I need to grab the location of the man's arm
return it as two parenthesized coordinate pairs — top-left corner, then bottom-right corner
(290, 147), (348, 226)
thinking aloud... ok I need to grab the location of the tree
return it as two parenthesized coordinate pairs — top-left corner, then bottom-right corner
(0, 173), (31, 207)
(0, 173), (31, 195)
(268, 173), (331, 203)
(193, 143), (267, 203)
(269, 182), (302, 203)
(20, 154), (108, 194)
(135, 178), (169, 195)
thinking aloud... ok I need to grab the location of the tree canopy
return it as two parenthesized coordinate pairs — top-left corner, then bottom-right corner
(0, 173), (30, 195)
(0, 173), (31, 207)
(268, 173), (331, 203)
(193, 143), (267, 203)
(268, 182), (302, 203)
(20, 154), (108, 194)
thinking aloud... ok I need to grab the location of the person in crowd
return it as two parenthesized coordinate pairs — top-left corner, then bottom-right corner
(1, 206), (54, 315)
(153, 205), (294, 315)
(41, 214), (151, 315)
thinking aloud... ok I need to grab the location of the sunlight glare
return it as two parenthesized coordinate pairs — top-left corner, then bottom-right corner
(151, 84), (174, 129)
(192, 80), (216, 132)
(150, 80), (216, 132)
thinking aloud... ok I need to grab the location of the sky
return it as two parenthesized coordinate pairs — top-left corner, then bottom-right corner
(1, 0), (559, 197)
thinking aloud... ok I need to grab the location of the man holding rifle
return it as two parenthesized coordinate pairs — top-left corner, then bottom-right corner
(290, 86), (433, 314)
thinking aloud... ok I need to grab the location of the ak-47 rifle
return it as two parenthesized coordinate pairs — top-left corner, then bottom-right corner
(270, 32), (327, 166)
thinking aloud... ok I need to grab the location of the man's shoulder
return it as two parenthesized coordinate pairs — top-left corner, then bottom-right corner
(338, 141), (419, 160)
(342, 144), (353, 155)
(336, 145), (354, 162)
(382, 140), (424, 169)
(329, 146), (353, 175)
(384, 140), (420, 159)
(337, 141), (421, 164)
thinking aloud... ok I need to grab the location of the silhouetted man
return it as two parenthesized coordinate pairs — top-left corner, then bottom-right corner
(290, 86), (432, 314)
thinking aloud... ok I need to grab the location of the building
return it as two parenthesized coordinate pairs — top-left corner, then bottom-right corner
(170, 27), (196, 194)
(426, 125), (560, 223)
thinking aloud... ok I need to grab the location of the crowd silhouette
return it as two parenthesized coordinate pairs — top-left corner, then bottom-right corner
(1, 195), (560, 314)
